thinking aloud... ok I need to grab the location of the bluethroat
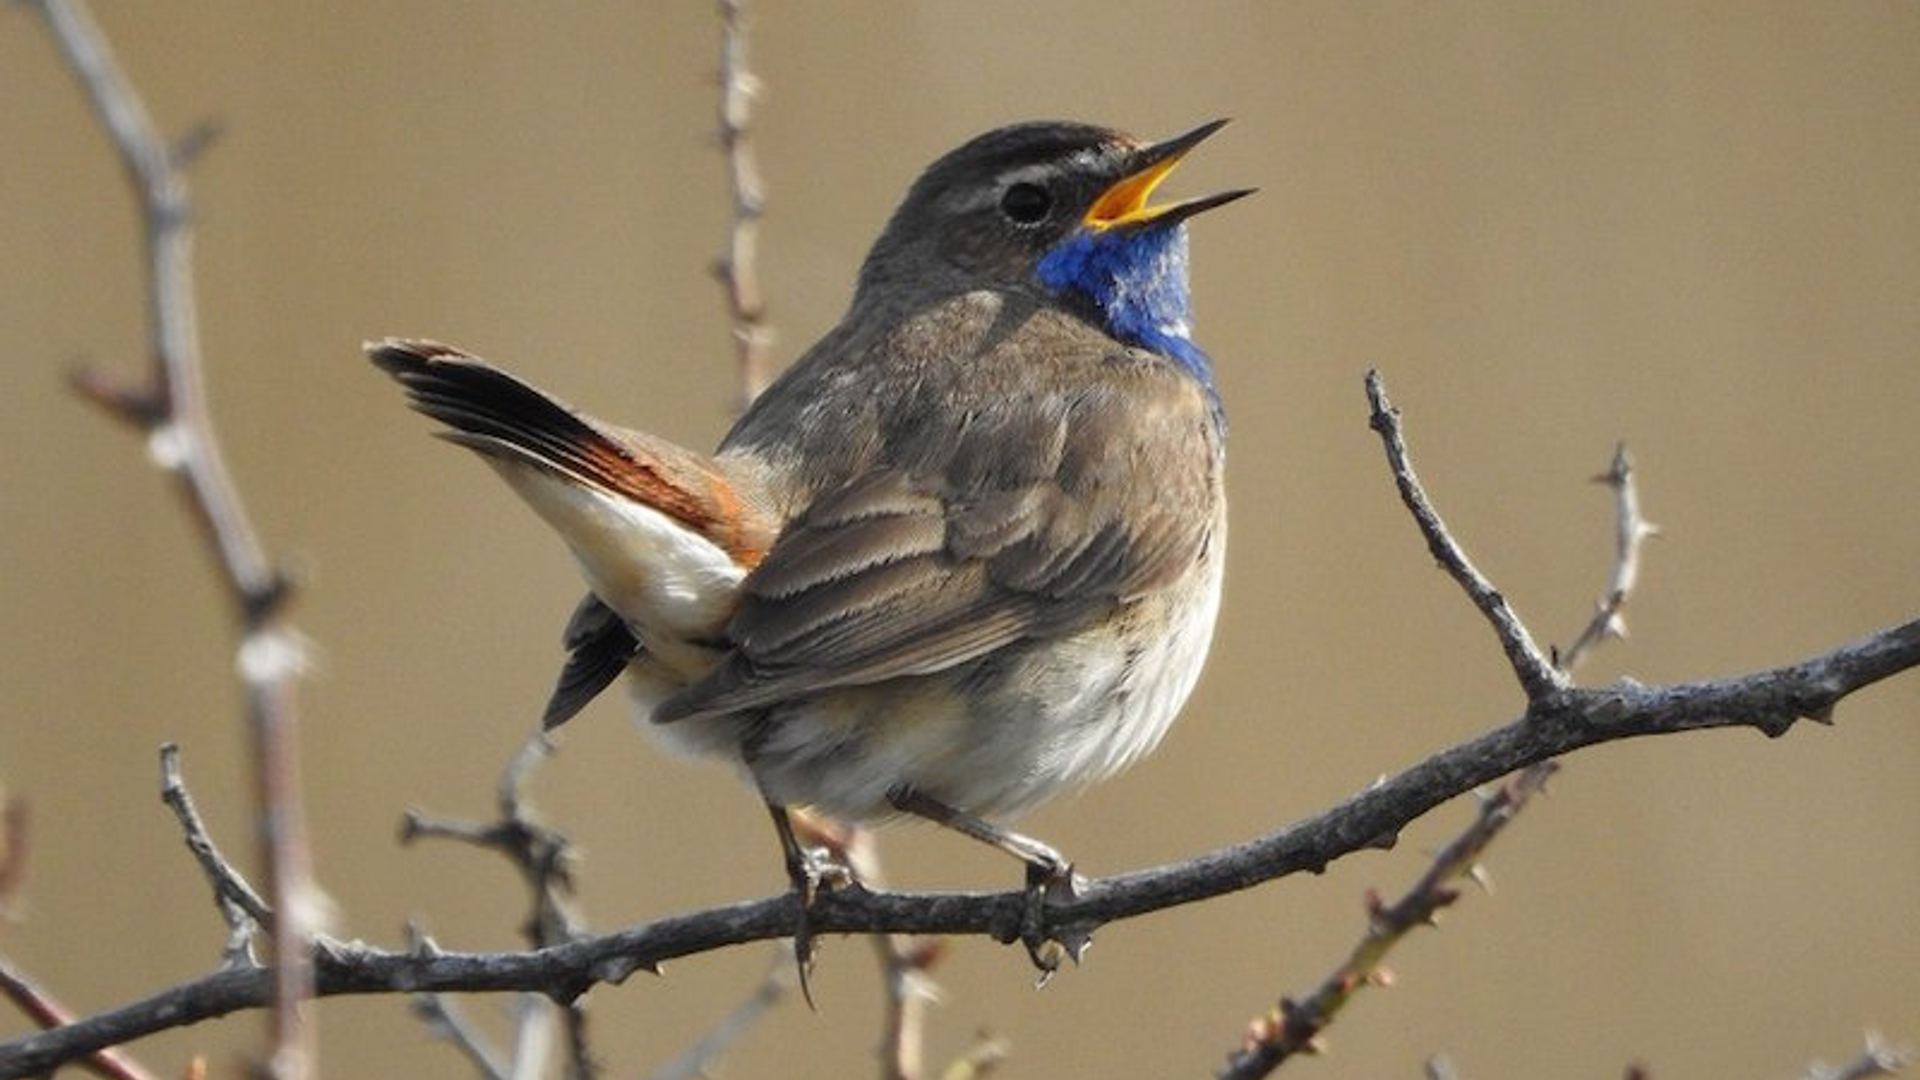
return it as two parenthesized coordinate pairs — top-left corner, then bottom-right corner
(371, 119), (1247, 974)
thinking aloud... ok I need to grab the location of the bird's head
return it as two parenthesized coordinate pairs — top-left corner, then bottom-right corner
(857, 120), (1250, 382)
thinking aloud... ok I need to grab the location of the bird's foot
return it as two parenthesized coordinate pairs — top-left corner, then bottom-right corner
(781, 843), (854, 1008)
(880, 786), (1096, 981)
(769, 810), (857, 1009)
(1019, 851), (1093, 985)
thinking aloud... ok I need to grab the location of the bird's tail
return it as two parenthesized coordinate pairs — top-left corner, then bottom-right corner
(367, 337), (773, 667)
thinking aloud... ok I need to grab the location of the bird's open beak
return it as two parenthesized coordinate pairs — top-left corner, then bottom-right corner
(1083, 118), (1254, 231)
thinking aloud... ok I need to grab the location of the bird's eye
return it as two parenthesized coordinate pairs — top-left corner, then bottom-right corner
(999, 181), (1053, 225)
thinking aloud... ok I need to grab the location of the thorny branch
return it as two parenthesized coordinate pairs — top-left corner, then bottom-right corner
(1556, 443), (1660, 675)
(0, 955), (168, 1080)
(1217, 763), (1557, 1079)
(1365, 371), (1568, 702)
(25, 2), (318, 1078)
(1213, 408), (1663, 1078)
(1799, 1034), (1912, 1080)
(712, 0), (773, 411)
(401, 734), (595, 1080)
(160, 744), (272, 968)
(5, 599), (1914, 1076)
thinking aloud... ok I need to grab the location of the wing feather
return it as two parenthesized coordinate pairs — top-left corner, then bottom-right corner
(655, 354), (1221, 724)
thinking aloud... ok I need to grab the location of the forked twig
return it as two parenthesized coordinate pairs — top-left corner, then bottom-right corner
(1216, 764), (1557, 1079)
(26, 3), (317, 1076)
(402, 733), (598, 1080)
(1365, 371), (1567, 702)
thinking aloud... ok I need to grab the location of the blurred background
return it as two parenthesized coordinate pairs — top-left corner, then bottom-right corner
(3, 3), (1918, 1077)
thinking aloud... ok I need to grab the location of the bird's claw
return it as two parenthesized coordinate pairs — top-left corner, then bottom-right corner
(1020, 857), (1093, 984)
(789, 843), (856, 907)
(784, 843), (855, 1008)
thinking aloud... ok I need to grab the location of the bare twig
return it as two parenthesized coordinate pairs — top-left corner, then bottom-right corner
(712, 0), (773, 410)
(1366, 370), (1567, 701)
(403, 734), (585, 951)
(1217, 763), (1557, 1079)
(875, 933), (946, 1080)
(937, 1032), (1011, 1080)
(643, 954), (794, 1080)
(1555, 443), (1660, 675)
(0, 954), (165, 1080)
(0, 792), (26, 921)
(402, 733), (599, 1079)
(1219, 385), (1654, 1077)
(1800, 1034), (1911, 1080)
(159, 744), (271, 967)
(411, 990), (512, 1080)
(644, 813), (945, 1080)
(26, 3), (316, 1077)
(822, 817), (948, 1080)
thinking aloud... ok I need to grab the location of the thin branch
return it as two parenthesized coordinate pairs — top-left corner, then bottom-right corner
(711, 0), (773, 411)
(402, 734), (585, 951)
(1800, 1034), (1911, 1080)
(1555, 442), (1660, 675)
(642, 954), (793, 1080)
(1366, 370), (1567, 701)
(0, 954), (165, 1080)
(26, 3), (317, 1077)
(26, 0), (274, 608)
(159, 744), (271, 967)
(829, 818), (946, 1080)
(410, 990), (512, 1080)
(4, 605), (1913, 1078)
(1216, 763), (1556, 1079)
(402, 733), (598, 1080)
(938, 1033), (1011, 1080)
(508, 993), (560, 1080)
(0, 792), (26, 921)
(874, 934), (944, 1080)
(1218, 401), (1654, 1076)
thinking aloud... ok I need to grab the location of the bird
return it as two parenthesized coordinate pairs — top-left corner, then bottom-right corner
(369, 118), (1248, 976)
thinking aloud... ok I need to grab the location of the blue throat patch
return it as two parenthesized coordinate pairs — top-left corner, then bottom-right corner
(1035, 223), (1218, 404)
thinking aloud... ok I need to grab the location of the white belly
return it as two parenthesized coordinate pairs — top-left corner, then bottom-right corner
(733, 526), (1226, 823)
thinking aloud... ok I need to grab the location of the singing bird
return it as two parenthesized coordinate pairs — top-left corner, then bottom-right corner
(371, 119), (1247, 971)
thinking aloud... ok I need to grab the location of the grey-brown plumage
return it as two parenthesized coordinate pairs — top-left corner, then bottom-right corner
(371, 119), (1246, 974)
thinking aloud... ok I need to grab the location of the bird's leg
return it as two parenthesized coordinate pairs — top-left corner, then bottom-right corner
(761, 798), (854, 1007)
(887, 786), (1090, 979)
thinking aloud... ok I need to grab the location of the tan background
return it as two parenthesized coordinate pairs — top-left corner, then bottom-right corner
(4, 3), (1918, 1077)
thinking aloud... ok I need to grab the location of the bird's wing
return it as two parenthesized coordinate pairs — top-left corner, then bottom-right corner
(543, 593), (639, 729)
(654, 363), (1221, 723)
